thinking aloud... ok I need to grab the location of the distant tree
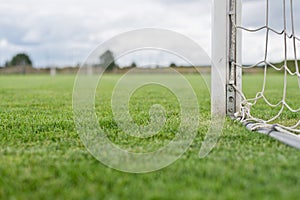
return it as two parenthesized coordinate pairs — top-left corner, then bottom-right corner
(130, 62), (137, 68)
(99, 50), (117, 71)
(169, 62), (177, 68)
(9, 53), (32, 67)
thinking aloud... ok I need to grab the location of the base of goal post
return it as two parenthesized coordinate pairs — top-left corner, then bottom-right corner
(244, 122), (300, 150)
(212, 0), (300, 150)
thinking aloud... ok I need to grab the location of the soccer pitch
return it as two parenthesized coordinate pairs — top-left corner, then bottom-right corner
(0, 74), (299, 199)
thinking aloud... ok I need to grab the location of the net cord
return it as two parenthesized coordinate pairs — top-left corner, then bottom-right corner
(231, 0), (300, 134)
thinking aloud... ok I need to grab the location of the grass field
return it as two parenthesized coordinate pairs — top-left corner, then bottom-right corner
(0, 74), (299, 199)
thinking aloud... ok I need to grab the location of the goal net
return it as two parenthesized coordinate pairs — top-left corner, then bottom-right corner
(212, 0), (300, 147)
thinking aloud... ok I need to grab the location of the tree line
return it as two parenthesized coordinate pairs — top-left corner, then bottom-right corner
(2, 50), (182, 69)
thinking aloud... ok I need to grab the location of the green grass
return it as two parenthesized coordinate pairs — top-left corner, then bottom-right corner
(0, 74), (299, 200)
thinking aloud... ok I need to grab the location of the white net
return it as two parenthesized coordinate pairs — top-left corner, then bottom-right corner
(233, 0), (300, 133)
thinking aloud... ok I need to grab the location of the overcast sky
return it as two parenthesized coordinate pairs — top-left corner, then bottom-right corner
(0, 0), (299, 67)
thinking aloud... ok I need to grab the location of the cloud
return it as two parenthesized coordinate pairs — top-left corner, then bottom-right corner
(0, 0), (299, 67)
(0, 39), (8, 48)
(0, 0), (212, 67)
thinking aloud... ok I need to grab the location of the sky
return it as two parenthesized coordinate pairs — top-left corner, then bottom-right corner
(0, 0), (299, 67)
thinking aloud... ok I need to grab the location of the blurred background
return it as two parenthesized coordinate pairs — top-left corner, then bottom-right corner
(0, 0), (299, 73)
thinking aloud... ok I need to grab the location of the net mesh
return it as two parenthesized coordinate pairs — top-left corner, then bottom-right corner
(232, 0), (300, 133)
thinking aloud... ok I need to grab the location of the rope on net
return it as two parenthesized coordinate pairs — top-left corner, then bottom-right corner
(232, 0), (300, 134)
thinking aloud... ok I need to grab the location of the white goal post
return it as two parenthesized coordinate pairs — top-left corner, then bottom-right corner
(212, 0), (242, 117)
(212, 0), (300, 149)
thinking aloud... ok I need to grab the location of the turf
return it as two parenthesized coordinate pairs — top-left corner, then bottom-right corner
(0, 74), (299, 200)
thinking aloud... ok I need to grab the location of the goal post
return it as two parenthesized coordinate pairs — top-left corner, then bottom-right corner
(212, 0), (242, 117)
(212, 0), (300, 149)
